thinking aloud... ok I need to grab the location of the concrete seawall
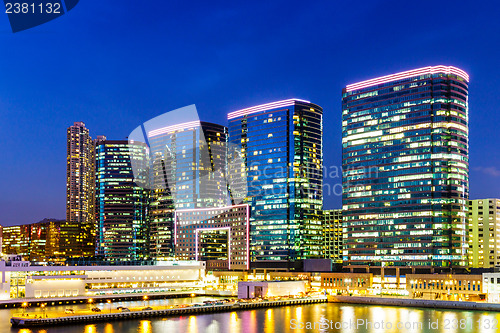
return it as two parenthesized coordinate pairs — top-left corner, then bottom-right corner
(11, 297), (327, 327)
(0, 290), (233, 309)
(329, 296), (500, 312)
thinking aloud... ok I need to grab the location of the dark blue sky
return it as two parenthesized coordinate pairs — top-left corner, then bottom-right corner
(1, 0), (499, 226)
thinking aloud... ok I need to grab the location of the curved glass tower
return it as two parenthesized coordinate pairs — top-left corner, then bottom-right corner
(342, 66), (469, 268)
(228, 99), (323, 270)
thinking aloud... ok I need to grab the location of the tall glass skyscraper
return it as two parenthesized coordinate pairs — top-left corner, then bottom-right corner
(342, 66), (469, 268)
(228, 99), (323, 270)
(147, 121), (229, 259)
(95, 138), (150, 262)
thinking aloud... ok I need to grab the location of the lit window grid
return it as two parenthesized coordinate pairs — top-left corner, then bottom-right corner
(341, 69), (469, 267)
(173, 204), (250, 270)
(228, 100), (324, 263)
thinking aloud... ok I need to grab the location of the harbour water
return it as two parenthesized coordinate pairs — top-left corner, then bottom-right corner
(3, 296), (500, 333)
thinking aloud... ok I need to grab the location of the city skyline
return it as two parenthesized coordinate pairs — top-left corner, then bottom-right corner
(1, 1), (500, 226)
(1, 79), (499, 227)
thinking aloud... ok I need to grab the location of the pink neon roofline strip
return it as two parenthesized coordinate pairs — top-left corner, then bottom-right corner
(148, 120), (201, 137)
(227, 98), (311, 120)
(345, 66), (469, 92)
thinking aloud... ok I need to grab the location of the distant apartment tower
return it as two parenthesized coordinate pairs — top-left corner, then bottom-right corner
(95, 137), (150, 262)
(468, 199), (500, 268)
(64, 122), (96, 258)
(147, 121), (229, 259)
(323, 210), (342, 263)
(228, 99), (323, 270)
(342, 66), (469, 268)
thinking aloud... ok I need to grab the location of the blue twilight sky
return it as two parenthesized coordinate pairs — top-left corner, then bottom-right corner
(0, 0), (499, 226)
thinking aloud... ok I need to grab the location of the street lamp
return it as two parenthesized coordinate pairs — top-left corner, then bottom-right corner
(22, 302), (28, 316)
(345, 278), (351, 295)
(143, 295), (148, 307)
(190, 293), (195, 303)
(40, 303), (46, 317)
(88, 298), (93, 310)
(107, 300), (112, 314)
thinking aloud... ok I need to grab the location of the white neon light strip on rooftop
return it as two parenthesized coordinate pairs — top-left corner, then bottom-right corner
(227, 98), (311, 120)
(148, 120), (202, 137)
(345, 66), (469, 92)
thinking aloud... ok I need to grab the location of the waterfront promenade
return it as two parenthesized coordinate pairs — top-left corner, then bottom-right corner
(11, 296), (327, 327)
(0, 289), (233, 309)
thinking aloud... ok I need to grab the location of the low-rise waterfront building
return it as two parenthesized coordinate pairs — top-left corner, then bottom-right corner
(238, 280), (308, 299)
(320, 272), (373, 295)
(0, 260), (205, 300)
(406, 274), (484, 301)
(482, 272), (500, 303)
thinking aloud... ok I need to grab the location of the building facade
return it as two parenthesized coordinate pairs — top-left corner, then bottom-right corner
(407, 274), (483, 301)
(0, 260), (205, 300)
(321, 272), (373, 295)
(0, 225), (30, 259)
(228, 99), (323, 270)
(468, 199), (500, 268)
(95, 138), (150, 262)
(483, 273), (500, 303)
(237, 280), (307, 299)
(174, 204), (250, 271)
(342, 66), (469, 268)
(0, 219), (63, 262)
(64, 122), (96, 258)
(147, 121), (229, 259)
(323, 210), (342, 263)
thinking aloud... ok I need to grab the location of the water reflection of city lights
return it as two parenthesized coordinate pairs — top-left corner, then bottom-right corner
(84, 324), (97, 333)
(187, 315), (198, 333)
(229, 311), (240, 333)
(139, 320), (152, 333)
(264, 308), (274, 333)
(295, 306), (303, 319)
(340, 306), (356, 333)
(442, 312), (458, 333)
(104, 323), (114, 333)
(479, 313), (498, 333)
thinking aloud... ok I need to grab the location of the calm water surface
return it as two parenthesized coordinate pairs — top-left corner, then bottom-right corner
(3, 297), (500, 333)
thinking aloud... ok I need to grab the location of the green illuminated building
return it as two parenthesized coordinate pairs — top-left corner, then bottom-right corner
(95, 137), (150, 262)
(228, 99), (323, 270)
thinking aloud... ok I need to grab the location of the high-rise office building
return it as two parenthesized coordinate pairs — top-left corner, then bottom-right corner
(342, 66), (469, 268)
(63, 122), (96, 258)
(228, 99), (323, 270)
(147, 121), (229, 259)
(468, 199), (500, 268)
(323, 209), (343, 263)
(95, 138), (150, 262)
